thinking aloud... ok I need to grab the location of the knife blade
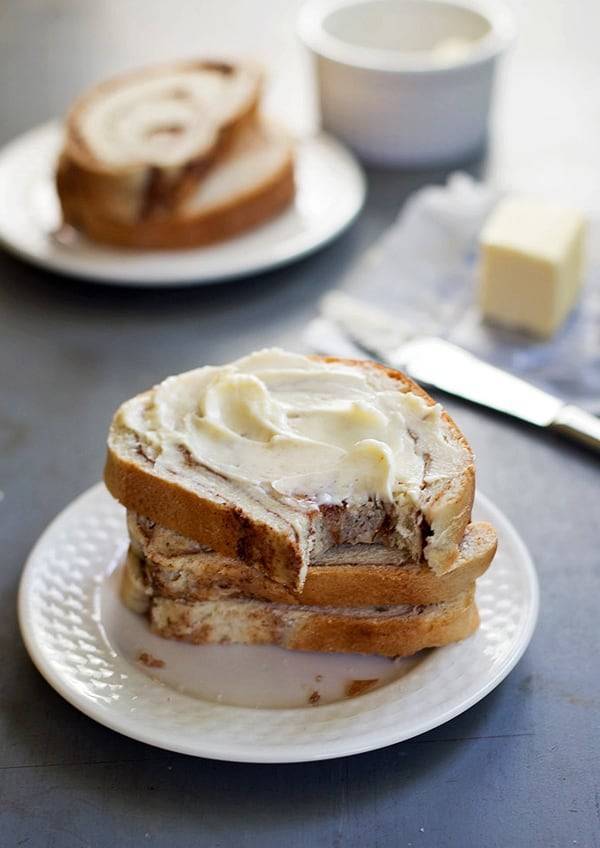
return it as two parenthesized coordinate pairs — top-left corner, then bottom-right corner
(310, 293), (600, 453)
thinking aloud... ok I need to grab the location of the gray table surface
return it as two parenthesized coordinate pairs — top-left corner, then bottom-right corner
(1, 2), (599, 846)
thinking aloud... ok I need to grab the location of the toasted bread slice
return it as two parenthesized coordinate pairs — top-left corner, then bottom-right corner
(147, 589), (479, 657)
(58, 119), (294, 249)
(105, 352), (475, 591)
(57, 59), (262, 224)
(126, 513), (496, 607)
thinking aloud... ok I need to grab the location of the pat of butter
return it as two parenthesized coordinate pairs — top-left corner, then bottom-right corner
(479, 197), (586, 338)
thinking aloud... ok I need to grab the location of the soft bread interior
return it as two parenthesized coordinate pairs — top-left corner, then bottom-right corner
(68, 61), (261, 171)
(182, 121), (293, 214)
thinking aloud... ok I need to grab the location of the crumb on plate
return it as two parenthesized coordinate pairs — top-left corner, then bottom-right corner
(138, 651), (165, 669)
(308, 690), (321, 705)
(345, 678), (379, 698)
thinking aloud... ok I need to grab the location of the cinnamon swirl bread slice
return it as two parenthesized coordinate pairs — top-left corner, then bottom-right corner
(125, 513), (496, 608)
(146, 590), (480, 657)
(105, 350), (476, 591)
(56, 59), (265, 235)
(59, 119), (294, 249)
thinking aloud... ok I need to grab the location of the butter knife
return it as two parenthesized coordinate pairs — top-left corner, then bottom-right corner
(306, 292), (600, 453)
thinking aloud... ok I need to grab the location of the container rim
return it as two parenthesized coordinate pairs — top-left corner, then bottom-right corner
(297, 0), (516, 75)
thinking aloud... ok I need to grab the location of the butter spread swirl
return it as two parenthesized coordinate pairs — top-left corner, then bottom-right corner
(119, 349), (463, 508)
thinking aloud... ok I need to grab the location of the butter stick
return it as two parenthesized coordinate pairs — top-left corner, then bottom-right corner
(479, 196), (586, 338)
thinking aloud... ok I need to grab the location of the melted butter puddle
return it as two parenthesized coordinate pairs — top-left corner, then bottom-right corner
(101, 563), (424, 709)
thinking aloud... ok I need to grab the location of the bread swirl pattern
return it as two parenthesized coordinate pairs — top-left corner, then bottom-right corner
(148, 590), (480, 657)
(58, 60), (262, 222)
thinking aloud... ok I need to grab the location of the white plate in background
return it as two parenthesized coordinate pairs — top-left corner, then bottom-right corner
(0, 122), (365, 286)
(18, 483), (538, 763)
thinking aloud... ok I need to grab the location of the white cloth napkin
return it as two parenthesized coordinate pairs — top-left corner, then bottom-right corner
(340, 173), (600, 412)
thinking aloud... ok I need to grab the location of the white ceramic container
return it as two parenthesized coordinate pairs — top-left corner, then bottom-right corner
(298, 0), (515, 167)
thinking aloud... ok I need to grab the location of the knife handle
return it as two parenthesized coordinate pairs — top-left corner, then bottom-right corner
(550, 405), (600, 453)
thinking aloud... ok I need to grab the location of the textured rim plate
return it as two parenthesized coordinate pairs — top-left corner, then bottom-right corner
(18, 483), (538, 763)
(0, 122), (365, 286)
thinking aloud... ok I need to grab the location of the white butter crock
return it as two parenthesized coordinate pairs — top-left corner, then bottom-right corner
(298, 0), (515, 167)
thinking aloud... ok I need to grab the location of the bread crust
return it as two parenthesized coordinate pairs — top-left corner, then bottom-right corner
(104, 445), (303, 574)
(104, 357), (476, 585)
(59, 153), (294, 249)
(149, 590), (479, 657)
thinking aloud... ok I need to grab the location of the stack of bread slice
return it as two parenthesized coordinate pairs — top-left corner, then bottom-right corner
(106, 349), (497, 657)
(56, 60), (295, 249)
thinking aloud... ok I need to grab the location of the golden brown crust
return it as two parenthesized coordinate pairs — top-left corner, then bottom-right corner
(58, 149), (294, 250)
(287, 592), (479, 657)
(104, 447), (303, 580)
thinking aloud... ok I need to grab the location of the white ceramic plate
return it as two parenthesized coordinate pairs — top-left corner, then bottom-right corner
(18, 483), (538, 763)
(0, 122), (365, 286)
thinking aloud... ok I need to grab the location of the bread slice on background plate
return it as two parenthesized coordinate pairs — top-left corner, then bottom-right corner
(105, 350), (476, 591)
(59, 120), (295, 249)
(57, 59), (262, 222)
(126, 512), (497, 608)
